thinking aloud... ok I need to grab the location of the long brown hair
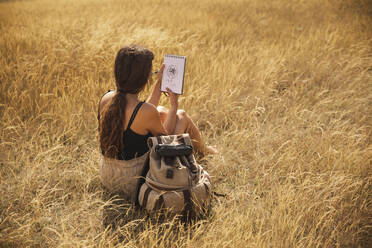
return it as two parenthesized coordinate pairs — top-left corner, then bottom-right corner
(99, 45), (154, 158)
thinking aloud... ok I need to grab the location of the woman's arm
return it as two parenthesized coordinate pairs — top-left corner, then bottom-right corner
(144, 88), (179, 136)
(162, 89), (178, 134)
(146, 64), (164, 107)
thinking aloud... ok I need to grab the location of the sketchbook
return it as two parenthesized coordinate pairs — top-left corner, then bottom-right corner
(161, 54), (186, 95)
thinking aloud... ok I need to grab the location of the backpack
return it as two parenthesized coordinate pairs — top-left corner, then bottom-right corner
(137, 134), (212, 216)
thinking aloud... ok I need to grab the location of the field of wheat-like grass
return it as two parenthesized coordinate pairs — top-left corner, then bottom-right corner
(0, 0), (371, 247)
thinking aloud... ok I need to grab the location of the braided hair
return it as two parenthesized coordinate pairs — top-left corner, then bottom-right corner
(99, 45), (154, 158)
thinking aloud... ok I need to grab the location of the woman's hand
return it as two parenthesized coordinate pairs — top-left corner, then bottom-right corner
(166, 87), (179, 110)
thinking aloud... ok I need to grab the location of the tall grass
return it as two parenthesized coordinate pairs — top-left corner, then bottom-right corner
(0, 0), (371, 247)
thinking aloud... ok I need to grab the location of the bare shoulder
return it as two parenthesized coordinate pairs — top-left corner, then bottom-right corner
(133, 102), (162, 133)
(99, 90), (115, 110)
(140, 102), (160, 118)
(138, 102), (166, 135)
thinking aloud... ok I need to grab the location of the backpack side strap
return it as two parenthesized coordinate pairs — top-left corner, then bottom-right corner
(141, 187), (152, 209)
(182, 189), (193, 217)
(135, 155), (150, 207)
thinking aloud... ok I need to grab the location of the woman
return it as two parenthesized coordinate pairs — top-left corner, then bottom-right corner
(98, 45), (216, 201)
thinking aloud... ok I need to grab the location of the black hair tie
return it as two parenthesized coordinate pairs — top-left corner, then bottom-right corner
(117, 89), (126, 94)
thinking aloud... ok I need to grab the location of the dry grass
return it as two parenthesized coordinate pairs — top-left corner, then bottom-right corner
(1, 0), (371, 247)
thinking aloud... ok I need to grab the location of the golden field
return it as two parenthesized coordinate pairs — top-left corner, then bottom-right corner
(0, 0), (371, 247)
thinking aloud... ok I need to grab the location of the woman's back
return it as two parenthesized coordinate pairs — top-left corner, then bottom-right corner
(99, 90), (149, 134)
(98, 90), (153, 160)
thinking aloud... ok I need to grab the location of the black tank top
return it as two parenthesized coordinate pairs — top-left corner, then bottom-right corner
(97, 91), (152, 160)
(120, 101), (152, 160)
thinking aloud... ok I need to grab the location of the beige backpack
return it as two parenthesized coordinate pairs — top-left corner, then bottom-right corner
(137, 134), (212, 216)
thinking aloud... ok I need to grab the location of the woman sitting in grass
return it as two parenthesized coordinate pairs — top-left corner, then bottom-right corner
(97, 45), (216, 201)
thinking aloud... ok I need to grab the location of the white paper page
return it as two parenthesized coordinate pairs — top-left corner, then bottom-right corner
(161, 55), (186, 95)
